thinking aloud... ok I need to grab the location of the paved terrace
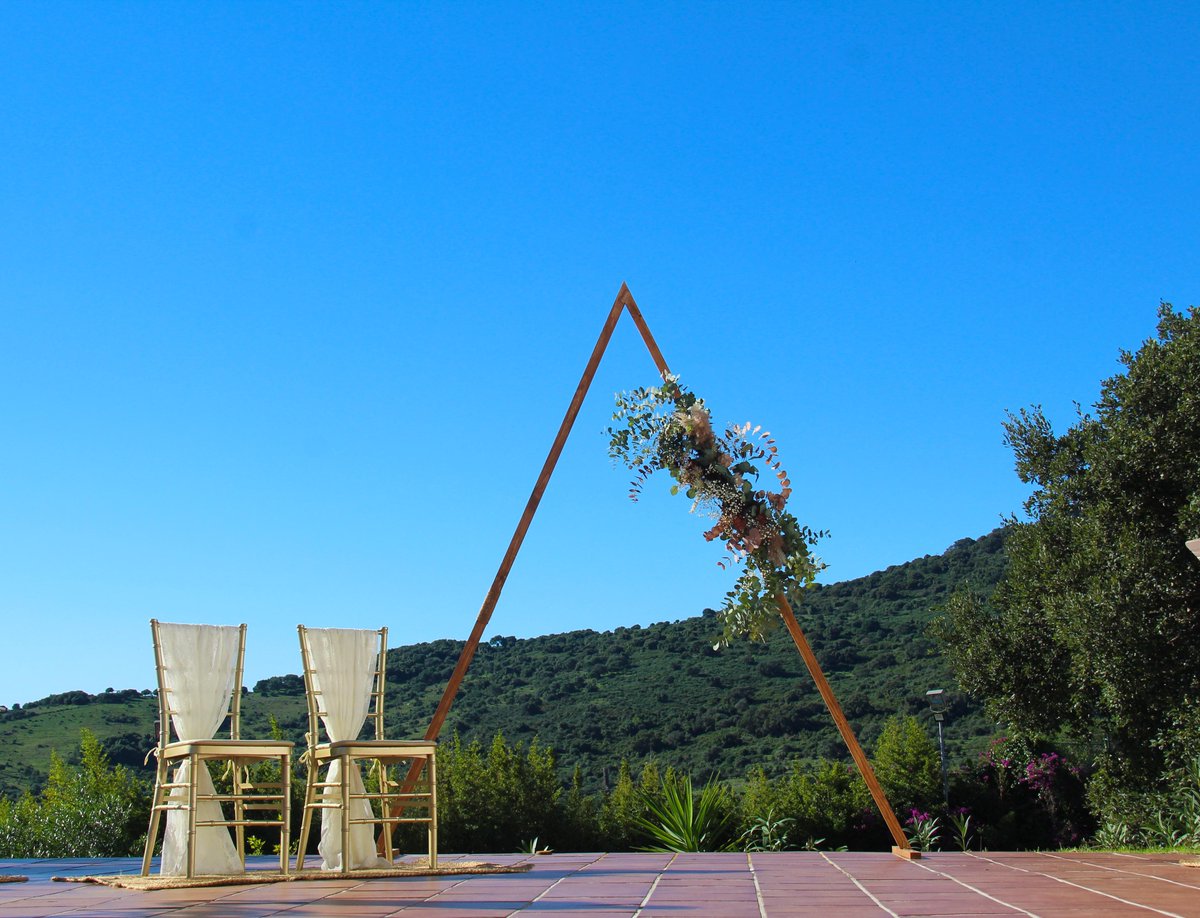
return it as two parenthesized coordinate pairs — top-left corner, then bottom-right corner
(2, 851), (1199, 917)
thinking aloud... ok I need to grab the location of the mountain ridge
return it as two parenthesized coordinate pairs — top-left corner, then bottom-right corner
(0, 528), (1007, 797)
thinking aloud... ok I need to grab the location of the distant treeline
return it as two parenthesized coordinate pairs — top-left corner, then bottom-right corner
(1, 529), (1007, 799)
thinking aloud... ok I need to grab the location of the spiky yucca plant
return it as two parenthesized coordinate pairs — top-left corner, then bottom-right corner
(636, 775), (733, 852)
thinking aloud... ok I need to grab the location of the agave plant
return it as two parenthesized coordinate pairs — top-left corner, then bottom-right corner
(636, 775), (732, 853)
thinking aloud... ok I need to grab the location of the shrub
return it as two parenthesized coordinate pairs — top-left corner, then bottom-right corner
(952, 736), (1091, 849)
(0, 729), (148, 857)
(412, 733), (561, 853)
(873, 714), (942, 815)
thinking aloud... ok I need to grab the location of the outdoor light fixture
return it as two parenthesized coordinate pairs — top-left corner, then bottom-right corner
(1187, 538), (1200, 562)
(925, 688), (947, 716)
(925, 689), (950, 805)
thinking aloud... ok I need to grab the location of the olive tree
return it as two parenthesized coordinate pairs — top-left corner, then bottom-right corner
(934, 304), (1200, 805)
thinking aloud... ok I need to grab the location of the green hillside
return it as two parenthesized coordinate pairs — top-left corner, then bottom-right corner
(0, 529), (1006, 798)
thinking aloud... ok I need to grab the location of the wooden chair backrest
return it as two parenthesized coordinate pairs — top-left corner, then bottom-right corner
(297, 625), (389, 750)
(150, 618), (245, 751)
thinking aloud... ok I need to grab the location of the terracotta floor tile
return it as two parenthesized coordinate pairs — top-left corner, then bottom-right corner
(3, 852), (1199, 918)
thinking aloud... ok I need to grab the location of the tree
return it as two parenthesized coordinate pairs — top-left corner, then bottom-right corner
(872, 715), (941, 815)
(0, 729), (148, 857)
(934, 304), (1200, 802)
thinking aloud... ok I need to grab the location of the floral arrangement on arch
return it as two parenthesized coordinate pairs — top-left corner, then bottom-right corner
(607, 375), (826, 646)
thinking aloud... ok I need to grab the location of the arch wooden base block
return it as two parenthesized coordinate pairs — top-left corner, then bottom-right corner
(892, 846), (921, 859)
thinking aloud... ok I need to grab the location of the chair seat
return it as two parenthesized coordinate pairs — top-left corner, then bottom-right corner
(163, 738), (294, 759)
(312, 739), (436, 760)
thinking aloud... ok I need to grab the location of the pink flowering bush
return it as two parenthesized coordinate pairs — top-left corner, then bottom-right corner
(959, 736), (1091, 848)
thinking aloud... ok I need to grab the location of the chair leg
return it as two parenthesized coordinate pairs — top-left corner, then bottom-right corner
(428, 754), (437, 868)
(141, 758), (168, 876)
(187, 753), (199, 879)
(233, 761), (246, 869)
(379, 759), (394, 865)
(280, 752), (292, 875)
(340, 754), (351, 875)
(296, 758), (318, 871)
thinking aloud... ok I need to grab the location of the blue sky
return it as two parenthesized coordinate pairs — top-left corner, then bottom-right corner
(1, 2), (1197, 703)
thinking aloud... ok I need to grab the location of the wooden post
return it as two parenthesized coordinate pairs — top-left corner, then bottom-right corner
(622, 291), (671, 377)
(776, 593), (916, 857)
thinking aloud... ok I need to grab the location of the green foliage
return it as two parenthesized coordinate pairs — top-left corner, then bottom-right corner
(635, 774), (735, 852)
(426, 733), (561, 853)
(949, 737), (1092, 849)
(904, 811), (940, 852)
(557, 765), (598, 851)
(738, 758), (879, 850)
(1088, 757), (1200, 849)
(3, 533), (1008, 804)
(947, 809), (974, 851)
(596, 760), (657, 850)
(873, 714), (942, 815)
(0, 729), (148, 857)
(933, 304), (1200, 797)
(738, 806), (794, 852)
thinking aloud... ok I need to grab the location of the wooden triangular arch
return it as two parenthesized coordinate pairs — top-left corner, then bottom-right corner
(389, 284), (915, 857)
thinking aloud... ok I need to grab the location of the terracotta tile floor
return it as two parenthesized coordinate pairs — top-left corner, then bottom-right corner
(2, 851), (1198, 917)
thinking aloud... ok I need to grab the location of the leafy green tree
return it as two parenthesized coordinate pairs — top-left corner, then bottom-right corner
(557, 764), (600, 850)
(873, 714), (941, 815)
(934, 304), (1200, 803)
(431, 733), (562, 852)
(598, 760), (645, 849)
(0, 729), (148, 857)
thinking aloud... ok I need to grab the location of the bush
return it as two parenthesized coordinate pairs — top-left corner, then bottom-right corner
(738, 758), (884, 850)
(0, 729), (148, 857)
(951, 736), (1091, 849)
(410, 733), (561, 853)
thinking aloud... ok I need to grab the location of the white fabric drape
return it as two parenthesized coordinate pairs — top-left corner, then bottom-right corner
(306, 627), (390, 871)
(157, 622), (243, 877)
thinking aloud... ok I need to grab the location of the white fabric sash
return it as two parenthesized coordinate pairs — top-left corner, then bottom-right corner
(306, 627), (389, 870)
(157, 622), (243, 877)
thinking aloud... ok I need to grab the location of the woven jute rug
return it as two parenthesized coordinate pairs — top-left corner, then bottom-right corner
(0, 876), (28, 884)
(53, 859), (531, 890)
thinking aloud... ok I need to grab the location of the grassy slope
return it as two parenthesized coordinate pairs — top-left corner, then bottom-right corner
(0, 529), (1006, 797)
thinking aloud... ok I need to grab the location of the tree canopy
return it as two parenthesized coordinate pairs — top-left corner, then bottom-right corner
(934, 304), (1200, 801)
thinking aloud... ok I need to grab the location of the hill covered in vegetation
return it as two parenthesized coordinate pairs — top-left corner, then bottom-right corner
(0, 529), (1006, 798)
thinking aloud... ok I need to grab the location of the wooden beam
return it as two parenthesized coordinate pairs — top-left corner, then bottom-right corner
(621, 287), (670, 377)
(419, 285), (631, 745)
(379, 284), (646, 854)
(776, 593), (915, 855)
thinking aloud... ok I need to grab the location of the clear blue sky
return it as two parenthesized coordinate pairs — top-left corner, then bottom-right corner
(1, 2), (1196, 703)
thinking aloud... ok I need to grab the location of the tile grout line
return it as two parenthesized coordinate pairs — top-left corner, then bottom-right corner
(746, 852), (767, 918)
(965, 852), (1185, 918)
(903, 855), (1040, 917)
(505, 854), (603, 917)
(816, 852), (900, 918)
(631, 852), (678, 918)
(1037, 851), (1200, 891)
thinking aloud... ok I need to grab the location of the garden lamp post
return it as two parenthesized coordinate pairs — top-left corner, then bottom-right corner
(926, 688), (950, 806)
